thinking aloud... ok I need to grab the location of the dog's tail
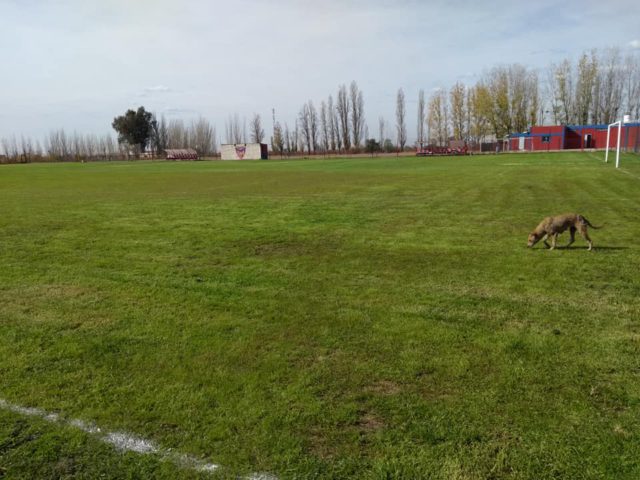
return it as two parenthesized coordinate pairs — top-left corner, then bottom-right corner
(578, 214), (603, 229)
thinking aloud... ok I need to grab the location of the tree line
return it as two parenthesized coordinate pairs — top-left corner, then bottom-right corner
(0, 112), (218, 163)
(1, 46), (638, 163)
(423, 47), (639, 147)
(268, 81), (408, 156)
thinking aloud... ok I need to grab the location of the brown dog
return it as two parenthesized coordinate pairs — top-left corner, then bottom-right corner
(527, 214), (601, 251)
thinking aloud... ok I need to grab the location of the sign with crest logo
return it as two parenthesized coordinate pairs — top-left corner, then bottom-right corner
(235, 145), (246, 159)
(220, 143), (267, 160)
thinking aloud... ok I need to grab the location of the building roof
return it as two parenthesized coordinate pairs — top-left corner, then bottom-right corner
(165, 148), (198, 159)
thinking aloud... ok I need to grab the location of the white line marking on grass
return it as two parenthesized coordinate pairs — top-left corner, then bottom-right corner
(0, 398), (275, 478)
(104, 432), (159, 454)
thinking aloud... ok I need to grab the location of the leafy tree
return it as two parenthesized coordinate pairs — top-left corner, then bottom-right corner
(450, 82), (466, 140)
(364, 138), (380, 156)
(112, 106), (156, 156)
(383, 138), (395, 153)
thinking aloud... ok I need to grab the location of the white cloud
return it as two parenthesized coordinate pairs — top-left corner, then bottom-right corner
(630, 40), (640, 49)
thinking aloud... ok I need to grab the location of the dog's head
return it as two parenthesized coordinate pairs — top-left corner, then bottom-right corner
(527, 232), (540, 248)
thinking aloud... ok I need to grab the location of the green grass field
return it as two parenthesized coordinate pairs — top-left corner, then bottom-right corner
(1, 152), (640, 479)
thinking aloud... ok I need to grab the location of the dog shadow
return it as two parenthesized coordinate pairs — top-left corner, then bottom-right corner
(552, 246), (627, 251)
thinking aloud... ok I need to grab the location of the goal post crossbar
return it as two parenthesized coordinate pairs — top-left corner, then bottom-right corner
(605, 121), (622, 168)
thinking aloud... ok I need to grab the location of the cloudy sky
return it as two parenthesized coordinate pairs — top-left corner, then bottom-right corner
(1, 0), (639, 143)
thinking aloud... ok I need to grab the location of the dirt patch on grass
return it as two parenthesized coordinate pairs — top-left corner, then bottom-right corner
(308, 429), (339, 460)
(357, 412), (385, 432)
(365, 380), (403, 396)
(232, 234), (343, 259)
(307, 411), (386, 459)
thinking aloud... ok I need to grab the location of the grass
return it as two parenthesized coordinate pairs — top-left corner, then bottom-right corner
(1, 151), (639, 479)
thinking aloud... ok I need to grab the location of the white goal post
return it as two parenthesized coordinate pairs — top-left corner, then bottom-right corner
(605, 120), (622, 168)
(605, 115), (631, 168)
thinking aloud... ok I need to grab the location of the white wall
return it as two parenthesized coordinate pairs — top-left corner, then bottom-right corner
(220, 143), (264, 160)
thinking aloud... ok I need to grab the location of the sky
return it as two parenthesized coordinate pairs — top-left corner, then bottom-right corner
(1, 0), (639, 144)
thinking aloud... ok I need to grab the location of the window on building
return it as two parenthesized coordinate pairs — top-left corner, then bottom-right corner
(541, 135), (550, 143)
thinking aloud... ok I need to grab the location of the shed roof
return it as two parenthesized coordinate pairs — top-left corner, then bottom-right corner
(165, 148), (198, 159)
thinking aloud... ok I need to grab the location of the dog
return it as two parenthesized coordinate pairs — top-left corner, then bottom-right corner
(527, 213), (601, 251)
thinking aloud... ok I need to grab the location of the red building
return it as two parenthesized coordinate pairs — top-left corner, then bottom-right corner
(508, 123), (640, 152)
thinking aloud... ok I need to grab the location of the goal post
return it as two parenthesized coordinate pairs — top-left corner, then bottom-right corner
(605, 120), (622, 168)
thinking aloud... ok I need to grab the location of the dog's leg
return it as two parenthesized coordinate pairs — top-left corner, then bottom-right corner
(542, 234), (550, 249)
(567, 227), (576, 248)
(550, 233), (558, 250)
(578, 225), (593, 251)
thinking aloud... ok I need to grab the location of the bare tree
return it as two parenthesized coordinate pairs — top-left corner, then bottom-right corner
(0, 138), (8, 160)
(549, 60), (575, 124)
(320, 100), (329, 153)
(158, 115), (169, 154)
(296, 120), (304, 153)
(299, 103), (312, 154)
(527, 70), (540, 128)
(19, 135), (34, 162)
(168, 119), (186, 148)
(105, 134), (117, 160)
(417, 89), (426, 146)
(34, 139), (43, 160)
(272, 121), (284, 156)
(9, 136), (20, 161)
(327, 95), (337, 152)
(284, 122), (292, 155)
(250, 113), (264, 143)
(508, 64), (535, 133)
(396, 88), (407, 150)
(623, 53), (640, 120)
(574, 51), (598, 124)
(336, 84), (351, 151)
(2, 136), (19, 162)
(308, 100), (319, 152)
(71, 131), (84, 161)
(298, 101), (318, 154)
(291, 119), (301, 153)
(85, 134), (98, 159)
(243, 117), (247, 145)
(150, 114), (168, 156)
(378, 116), (385, 148)
(597, 47), (624, 124)
(192, 117), (216, 155)
(50, 130), (61, 160)
(46, 129), (70, 161)
(332, 99), (342, 152)
(97, 136), (107, 160)
(225, 114), (244, 144)
(349, 81), (365, 149)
